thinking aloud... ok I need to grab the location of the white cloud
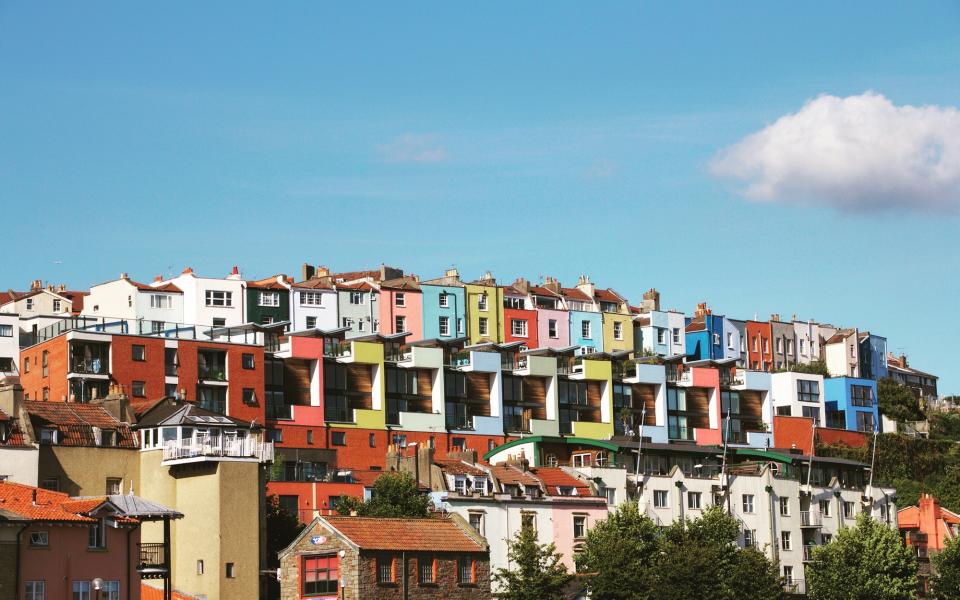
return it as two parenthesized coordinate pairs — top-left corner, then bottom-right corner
(377, 133), (448, 163)
(710, 92), (960, 212)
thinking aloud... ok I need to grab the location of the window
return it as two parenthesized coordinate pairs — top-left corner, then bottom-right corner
(688, 491), (702, 510)
(369, 433), (376, 447)
(799, 339), (806, 354)
(242, 353), (255, 369)
(787, 340), (794, 354)
(1, 324), (19, 336)
(457, 318), (464, 334)
(341, 317), (353, 329)
(469, 512), (484, 535)
(41, 477), (59, 491)
(548, 319), (558, 338)
(604, 488), (616, 504)
(653, 490), (669, 508)
(88, 519), (106, 548)
(243, 388), (257, 404)
(511, 319), (528, 337)
(257, 291), (279, 307)
(458, 556), (476, 584)
(843, 501), (855, 519)
(377, 555), (396, 584)
(395, 316), (406, 333)
(72, 581), (90, 600)
(23, 357), (29, 373)
(779, 497), (790, 516)
(452, 437), (466, 451)
(819, 499), (831, 517)
(39, 429), (57, 445)
(204, 290), (233, 307)
(305, 430), (314, 444)
(212, 317), (226, 327)
(478, 317), (489, 337)
(226, 562), (236, 578)
(571, 514), (588, 539)
(357, 320), (365, 332)
(742, 494), (755, 514)
(106, 477), (122, 495)
(439, 293), (449, 308)
(395, 293), (406, 307)
(301, 291), (323, 306)
(613, 321), (623, 340)
(784, 565), (794, 584)
(41, 351), (48, 377)
(303, 555), (338, 595)
(349, 291), (364, 305)
(713, 333), (721, 346)
(151, 320), (164, 333)
(780, 531), (792, 551)
(439, 316), (450, 336)
(521, 512), (536, 532)
(776, 339), (783, 353)
(856, 411), (875, 432)
(262, 315), (275, 325)
(102, 581), (119, 600)
(851, 385), (874, 407)
(331, 431), (346, 446)
(822, 533), (833, 544)
(29, 531), (48, 546)
(657, 328), (667, 344)
(581, 320), (591, 339)
(572, 453), (592, 468)
(53, 297), (63, 311)
(727, 332), (733, 348)
(743, 529), (755, 548)
(25, 581), (44, 600)
(478, 294), (488, 311)
(797, 379), (820, 402)
(419, 555), (436, 584)
(672, 328), (680, 344)
(132, 381), (145, 397)
(305, 316), (317, 329)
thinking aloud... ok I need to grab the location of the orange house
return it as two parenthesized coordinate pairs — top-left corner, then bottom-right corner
(745, 320), (773, 372)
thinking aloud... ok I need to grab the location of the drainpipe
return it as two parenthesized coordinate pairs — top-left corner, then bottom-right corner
(126, 527), (133, 600)
(14, 523), (27, 599)
(402, 551), (409, 600)
(767, 484), (778, 564)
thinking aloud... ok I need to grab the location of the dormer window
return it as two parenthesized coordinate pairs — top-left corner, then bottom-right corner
(473, 477), (488, 495)
(39, 428), (58, 445)
(99, 429), (117, 447)
(524, 485), (540, 498)
(454, 476), (468, 495)
(572, 453), (592, 468)
(557, 486), (576, 496)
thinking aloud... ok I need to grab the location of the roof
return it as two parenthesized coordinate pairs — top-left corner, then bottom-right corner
(379, 276), (421, 291)
(435, 459), (488, 477)
(594, 288), (624, 303)
(25, 402), (137, 448)
(86, 494), (183, 520)
(686, 318), (706, 332)
(0, 481), (99, 522)
(0, 409), (29, 448)
(489, 464), (541, 487)
(123, 279), (183, 294)
(634, 316), (651, 326)
(529, 286), (561, 297)
(529, 467), (594, 497)
(560, 287), (592, 302)
(322, 515), (485, 552)
(336, 281), (377, 292)
(135, 399), (252, 429)
(292, 278), (335, 290)
(246, 276), (289, 290)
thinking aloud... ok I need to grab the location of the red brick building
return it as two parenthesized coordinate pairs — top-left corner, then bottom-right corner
(279, 514), (490, 600)
(746, 320), (774, 372)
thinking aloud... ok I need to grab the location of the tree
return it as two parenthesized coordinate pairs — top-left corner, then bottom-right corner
(334, 471), (431, 518)
(932, 537), (960, 600)
(807, 512), (917, 600)
(654, 506), (782, 600)
(788, 360), (830, 377)
(933, 466), (960, 514)
(878, 378), (925, 423)
(493, 525), (574, 600)
(930, 413), (960, 442)
(575, 502), (660, 599)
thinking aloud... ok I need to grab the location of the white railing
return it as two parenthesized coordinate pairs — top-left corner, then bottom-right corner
(803, 545), (816, 561)
(162, 437), (274, 463)
(800, 510), (822, 527)
(784, 579), (806, 595)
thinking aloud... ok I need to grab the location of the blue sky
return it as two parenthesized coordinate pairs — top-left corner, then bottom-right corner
(2, 2), (959, 391)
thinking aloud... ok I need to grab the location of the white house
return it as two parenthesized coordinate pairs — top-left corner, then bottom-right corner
(0, 313), (19, 375)
(0, 284), (83, 318)
(82, 273), (185, 328)
(289, 278), (339, 332)
(771, 372), (826, 425)
(159, 267), (247, 328)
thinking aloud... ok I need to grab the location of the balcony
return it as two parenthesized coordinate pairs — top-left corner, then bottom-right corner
(35, 316), (266, 346)
(447, 351), (471, 369)
(323, 340), (351, 359)
(162, 437), (274, 464)
(783, 580), (806, 595)
(138, 543), (168, 578)
(803, 545), (817, 562)
(800, 510), (822, 528)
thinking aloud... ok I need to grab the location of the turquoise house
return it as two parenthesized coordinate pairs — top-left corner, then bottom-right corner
(420, 281), (466, 340)
(569, 310), (604, 352)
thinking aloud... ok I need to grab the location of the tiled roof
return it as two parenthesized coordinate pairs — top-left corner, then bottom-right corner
(435, 459), (488, 477)
(529, 286), (561, 297)
(560, 287), (592, 302)
(131, 397), (167, 417)
(0, 409), (8, 422)
(246, 276), (289, 290)
(530, 467), (594, 497)
(323, 515), (485, 552)
(635, 316), (651, 326)
(686, 319), (706, 332)
(25, 402), (137, 448)
(332, 270), (381, 282)
(489, 464), (541, 487)
(594, 288), (624, 303)
(380, 277), (421, 291)
(293, 278), (335, 290)
(0, 410), (29, 448)
(0, 481), (97, 522)
(336, 282), (376, 291)
(125, 279), (183, 293)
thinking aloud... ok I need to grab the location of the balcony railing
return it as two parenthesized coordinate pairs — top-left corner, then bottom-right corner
(800, 510), (822, 527)
(803, 545), (816, 562)
(69, 359), (108, 375)
(503, 412), (531, 433)
(784, 580), (806, 595)
(198, 365), (226, 381)
(138, 542), (167, 572)
(162, 437), (274, 463)
(448, 351), (471, 368)
(33, 316), (266, 346)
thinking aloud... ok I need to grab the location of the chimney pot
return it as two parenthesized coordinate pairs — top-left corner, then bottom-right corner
(120, 272), (129, 280)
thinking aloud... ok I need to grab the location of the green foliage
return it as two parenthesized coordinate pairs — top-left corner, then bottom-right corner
(578, 505), (781, 600)
(786, 360), (830, 376)
(575, 502), (660, 599)
(265, 495), (304, 568)
(932, 537), (960, 600)
(493, 525), (574, 600)
(807, 513), (917, 600)
(929, 413), (960, 441)
(878, 378), (925, 423)
(334, 471), (430, 518)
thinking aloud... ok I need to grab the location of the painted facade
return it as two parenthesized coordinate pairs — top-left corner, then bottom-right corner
(161, 267), (247, 328)
(289, 278), (339, 332)
(336, 283), (380, 338)
(377, 277), (424, 340)
(465, 276), (504, 344)
(824, 377), (879, 432)
(420, 274), (466, 341)
(83, 275), (185, 325)
(746, 320), (774, 372)
(246, 275), (291, 326)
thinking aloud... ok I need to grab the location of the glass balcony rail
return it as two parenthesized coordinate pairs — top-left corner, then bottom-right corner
(162, 437), (273, 462)
(800, 510), (823, 527)
(31, 316), (266, 346)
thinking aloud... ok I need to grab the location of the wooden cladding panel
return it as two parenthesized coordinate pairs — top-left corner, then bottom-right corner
(346, 364), (373, 393)
(523, 377), (547, 405)
(739, 390), (764, 422)
(632, 383), (658, 425)
(416, 369), (434, 397)
(587, 381), (603, 409)
(284, 359), (312, 405)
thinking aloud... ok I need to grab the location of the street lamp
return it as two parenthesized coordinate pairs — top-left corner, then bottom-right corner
(91, 578), (104, 600)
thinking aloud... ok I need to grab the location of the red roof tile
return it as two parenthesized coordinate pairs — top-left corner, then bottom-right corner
(489, 465), (540, 487)
(246, 276), (289, 290)
(336, 282), (376, 291)
(293, 278), (335, 290)
(323, 515), (484, 552)
(560, 287), (592, 302)
(435, 459), (488, 477)
(594, 288), (624, 303)
(530, 467), (594, 497)
(25, 402), (137, 448)
(125, 280), (183, 293)
(0, 481), (97, 522)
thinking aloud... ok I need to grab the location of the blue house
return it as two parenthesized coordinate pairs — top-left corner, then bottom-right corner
(858, 333), (888, 380)
(684, 308), (727, 361)
(420, 277), (466, 341)
(569, 310), (604, 352)
(823, 377), (879, 432)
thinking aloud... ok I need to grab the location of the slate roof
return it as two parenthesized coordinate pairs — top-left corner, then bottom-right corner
(323, 515), (485, 552)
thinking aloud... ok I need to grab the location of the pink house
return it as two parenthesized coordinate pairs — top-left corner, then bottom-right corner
(377, 277), (424, 340)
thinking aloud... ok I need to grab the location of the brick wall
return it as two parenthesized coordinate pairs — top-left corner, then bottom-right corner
(19, 337), (69, 401)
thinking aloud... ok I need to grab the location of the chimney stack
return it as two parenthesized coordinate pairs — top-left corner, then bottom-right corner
(576, 275), (595, 298)
(120, 272), (129, 280)
(641, 288), (660, 312)
(511, 277), (530, 295)
(302, 263), (316, 281)
(771, 313), (781, 322)
(30, 280), (42, 291)
(542, 277), (561, 294)
(694, 302), (711, 318)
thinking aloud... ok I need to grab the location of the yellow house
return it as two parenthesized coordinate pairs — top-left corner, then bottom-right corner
(465, 273), (504, 344)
